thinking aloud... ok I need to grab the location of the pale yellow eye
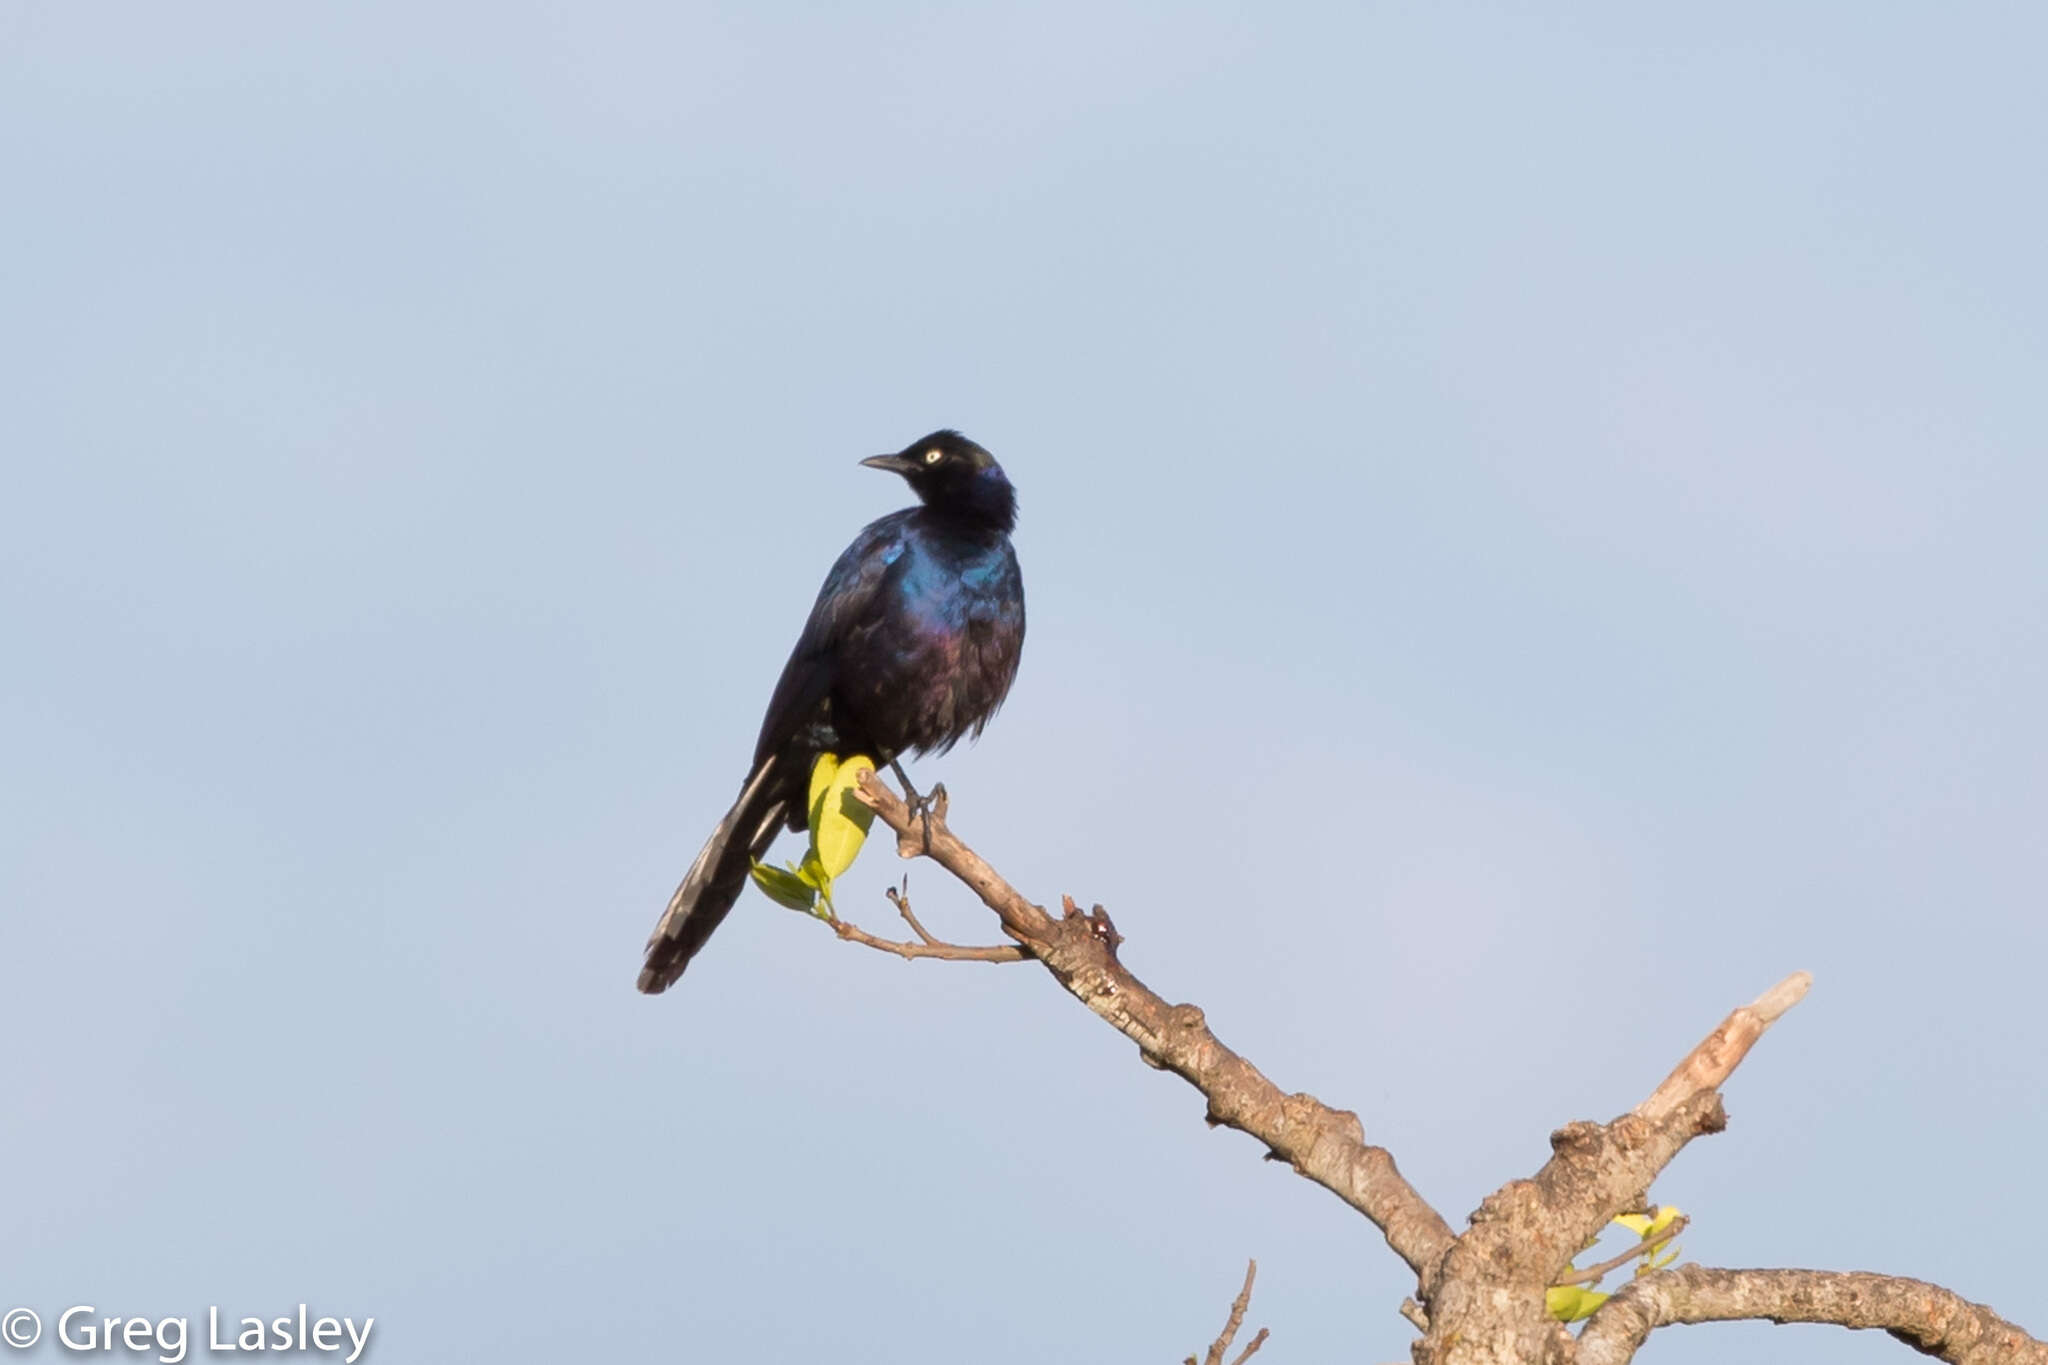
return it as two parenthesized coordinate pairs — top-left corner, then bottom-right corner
(924, 448), (943, 464)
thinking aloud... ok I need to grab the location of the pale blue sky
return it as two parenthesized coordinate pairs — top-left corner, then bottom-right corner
(2, 4), (2043, 1361)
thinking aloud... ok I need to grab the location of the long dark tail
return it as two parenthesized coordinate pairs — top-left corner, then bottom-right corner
(638, 755), (789, 993)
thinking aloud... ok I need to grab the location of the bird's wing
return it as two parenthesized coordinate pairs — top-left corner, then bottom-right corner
(750, 511), (914, 768)
(957, 540), (1027, 744)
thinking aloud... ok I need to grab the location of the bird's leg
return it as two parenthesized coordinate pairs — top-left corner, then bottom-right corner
(887, 758), (943, 852)
(886, 756), (920, 805)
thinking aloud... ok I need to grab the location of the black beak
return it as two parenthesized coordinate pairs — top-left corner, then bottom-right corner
(860, 454), (918, 475)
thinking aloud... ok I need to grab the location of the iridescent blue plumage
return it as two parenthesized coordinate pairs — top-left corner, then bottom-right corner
(640, 431), (1025, 992)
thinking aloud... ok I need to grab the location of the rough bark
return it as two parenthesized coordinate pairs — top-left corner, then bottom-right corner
(1577, 1266), (2048, 1365)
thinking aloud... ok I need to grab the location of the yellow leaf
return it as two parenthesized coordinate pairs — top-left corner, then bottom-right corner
(753, 754), (881, 918)
(1613, 1206), (1681, 1239)
(797, 851), (836, 917)
(808, 752), (841, 825)
(810, 752), (878, 880)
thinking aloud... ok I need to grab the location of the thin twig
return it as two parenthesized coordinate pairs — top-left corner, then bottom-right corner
(1552, 1216), (1689, 1287)
(1229, 1328), (1270, 1365)
(828, 916), (1027, 963)
(1194, 1261), (1267, 1365)
(886, 880), (941, 945)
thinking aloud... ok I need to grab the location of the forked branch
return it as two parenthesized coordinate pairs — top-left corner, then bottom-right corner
(829, 882), (1028, 963)
(1422, 973), (1813, 1363)
(1186, 1260), (1270, 1365)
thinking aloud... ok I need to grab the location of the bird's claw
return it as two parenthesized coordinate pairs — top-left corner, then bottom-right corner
(888, 759), (947, 853)
(907, 782), (947, 852)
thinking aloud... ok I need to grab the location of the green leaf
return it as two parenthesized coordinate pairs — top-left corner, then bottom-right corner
(1546, 1286), (1610, 1322)
(750, 860), (817, 913)
(1642, 1245), (1680, 1273)
(797, 851), (836, 917)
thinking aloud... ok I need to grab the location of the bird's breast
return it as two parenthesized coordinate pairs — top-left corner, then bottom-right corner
(837, 537), (1024, 757)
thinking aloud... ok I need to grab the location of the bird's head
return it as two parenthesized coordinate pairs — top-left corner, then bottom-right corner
(861, 429), (1017, 532)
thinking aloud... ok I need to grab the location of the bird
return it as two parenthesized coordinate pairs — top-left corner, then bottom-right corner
(638, 430), (1026, 993)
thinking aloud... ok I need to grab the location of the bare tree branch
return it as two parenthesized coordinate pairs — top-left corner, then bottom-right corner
(852, 772), (1459, 1287)
(846, 773), (2045, 1365)
(1575, 1266), (2048, 1365)
(1186, 1260), (1270, 1365)
(1635, 971), (1811, 1122)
